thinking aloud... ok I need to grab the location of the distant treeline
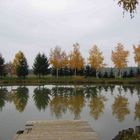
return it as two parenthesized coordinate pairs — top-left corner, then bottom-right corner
(0, 43), (140, 78)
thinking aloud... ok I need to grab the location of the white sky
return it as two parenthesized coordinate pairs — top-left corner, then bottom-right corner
(0, 0), (140, 68)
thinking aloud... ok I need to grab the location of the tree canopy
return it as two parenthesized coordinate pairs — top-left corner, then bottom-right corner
(69, 43), (85, 76)
(117, 0), (139, 18)
(88, 45), (105, 74)
(13, 51), (28, 78)
(33, 53), (50, 77)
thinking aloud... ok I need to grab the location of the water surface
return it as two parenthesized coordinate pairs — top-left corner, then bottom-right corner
(0, 85), (139, 140)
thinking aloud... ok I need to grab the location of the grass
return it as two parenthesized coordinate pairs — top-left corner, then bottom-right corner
(0, 76), (140, 86)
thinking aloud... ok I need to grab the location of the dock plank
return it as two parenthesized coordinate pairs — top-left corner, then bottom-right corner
(13, 120), (99, 140)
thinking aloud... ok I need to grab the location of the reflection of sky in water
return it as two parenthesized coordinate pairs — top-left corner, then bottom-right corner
(0, 85), (139, 140)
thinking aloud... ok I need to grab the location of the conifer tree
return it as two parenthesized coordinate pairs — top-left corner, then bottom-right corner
(33, 53), (50, 77)
(0, 54), (6, 78)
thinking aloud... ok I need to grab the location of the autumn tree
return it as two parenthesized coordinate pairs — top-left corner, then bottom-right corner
(5, 62), (14, 77)
(69, 43), (85, 76)
(13, 51), (28, 78)
(0, 54), (6, 78)
(89, 95), (106, 120)
(133, 44), (140, 67)
(33, 53), (50, 77)
(11, 87), (29, 112)
(0, 88), (8, 111)
(117, 0), (139, 18)
(88, 45), (105, 78)
(112, 43), (129, 78)
(50, 46), (68, 77)
(112, 95), (130, 122)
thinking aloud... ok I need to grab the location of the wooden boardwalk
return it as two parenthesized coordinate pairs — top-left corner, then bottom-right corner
(13, 120), (99, 140)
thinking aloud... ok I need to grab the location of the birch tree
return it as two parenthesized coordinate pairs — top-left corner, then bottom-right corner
(112, 43), (129, 77)
(69, 43), (84, 76)
(88, 45), (105, 78)
(133, 44), (140, 67)
(50, 47), (68, 77)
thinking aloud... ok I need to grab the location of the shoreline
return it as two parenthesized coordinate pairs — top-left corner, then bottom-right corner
(0, 77), (140, 86)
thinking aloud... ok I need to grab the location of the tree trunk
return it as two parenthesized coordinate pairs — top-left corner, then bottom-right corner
(119, 69), (122, 78)
(96, 70), (98, 78)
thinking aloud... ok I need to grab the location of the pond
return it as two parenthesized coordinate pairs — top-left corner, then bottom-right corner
(0, 85), (140, 140)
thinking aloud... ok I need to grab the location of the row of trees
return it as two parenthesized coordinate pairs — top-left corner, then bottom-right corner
(0, 43), (140, 78)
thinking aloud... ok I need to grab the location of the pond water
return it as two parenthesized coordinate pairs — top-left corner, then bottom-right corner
(0, 85), (140, 140)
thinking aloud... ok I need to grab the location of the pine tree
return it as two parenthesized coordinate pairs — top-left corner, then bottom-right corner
(109, 68), (115, 78)
(0, 54), (6, 78)
(129, 68), (134, 78)
(103, 71), (108, 78)
(137, 67), (140, 75)
(98, 71), (102, 78)
(13, 51), (28, 78)
(33, 53), (50, 77)
(123, 71), (128, 78)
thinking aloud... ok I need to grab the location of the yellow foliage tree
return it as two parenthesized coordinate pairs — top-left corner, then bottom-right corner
(112, 43), (129, 77)
(112, 95), (130, 122)
(88, 45), (105, 77)
(13, 51), (28, 78)
(133, 44), (140, 67)
(89, 95), (107, 120)
(69, 43), (85, 76)
(50, 47), (68, 77)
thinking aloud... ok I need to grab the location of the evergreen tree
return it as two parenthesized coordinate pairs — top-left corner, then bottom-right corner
(123, 71), (128, 78)
(84, 65), (90, 77)
(103, 71), (108, 78)
(0, 54), (6, 78)
(13, 51), (28, 78)
(84, 65), (96, 77)
(98, 71), (102, 78)
(136, 67), (140, 75)
(33, 53), (50, 77)
(109, 68), (115, 78)
(129, 68), (134, 78)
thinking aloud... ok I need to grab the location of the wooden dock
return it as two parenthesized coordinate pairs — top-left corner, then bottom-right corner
(13, 120), (99, 140)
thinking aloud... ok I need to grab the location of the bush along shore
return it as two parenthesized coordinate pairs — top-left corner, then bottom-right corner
(0, 76), (140, 86)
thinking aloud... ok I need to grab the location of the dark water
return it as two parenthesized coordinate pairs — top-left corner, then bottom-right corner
(0, 85), (140, 140)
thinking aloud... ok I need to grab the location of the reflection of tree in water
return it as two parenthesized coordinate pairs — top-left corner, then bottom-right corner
(112, 95), (130, 122)
(135, 101), (140, 121)
(33, 86), (51, 111)
(89, 94), (107, 120)
(102, 85), (109, 92)
(68, 86), (85, 119)
(84, 86), (98, 99)
(134, 86), (140, 121)
(11, 87), (29, 112)
(0, 87), (8, 111)
(50, 86), (85, 119)
(109, 85), (115, 95)
(50, 86), (70, 119)
(50, 95), (69, 119)
(122, 85), (135, 96)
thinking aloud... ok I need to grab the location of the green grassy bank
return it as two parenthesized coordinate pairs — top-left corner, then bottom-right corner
(0, 76), (140, 86)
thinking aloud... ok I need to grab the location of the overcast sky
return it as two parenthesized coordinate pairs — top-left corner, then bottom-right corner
(0, 0), (140, 68)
